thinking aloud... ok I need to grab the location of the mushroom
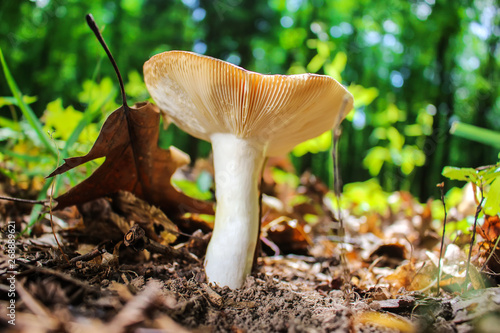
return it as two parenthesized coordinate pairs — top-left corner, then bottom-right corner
(144, 51), (353, 289)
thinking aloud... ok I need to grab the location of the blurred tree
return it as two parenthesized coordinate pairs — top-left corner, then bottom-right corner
(1, 0), (498, 200)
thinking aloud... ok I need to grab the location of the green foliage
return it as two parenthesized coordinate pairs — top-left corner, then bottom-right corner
(0, 47), (57, 156)
(0, 0), (499, 202)
(292, 131), (332, 157)
(363, 104), (428, 181)
(173, 170), (215, 202)
(442, 164), (500, 216)
(271, 168), (300, 188)
(43, 99), (98, 142)
(338, 179), (389, 215)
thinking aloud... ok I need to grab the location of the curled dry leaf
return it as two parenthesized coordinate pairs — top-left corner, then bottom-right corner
(48, 102), (214, 216)
(355, 311), (416, 333)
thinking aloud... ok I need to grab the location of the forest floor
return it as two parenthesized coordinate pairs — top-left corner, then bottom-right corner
(1, 171), (500, 332)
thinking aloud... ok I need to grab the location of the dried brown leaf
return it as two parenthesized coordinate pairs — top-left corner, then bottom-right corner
(48, 102), (214, 216)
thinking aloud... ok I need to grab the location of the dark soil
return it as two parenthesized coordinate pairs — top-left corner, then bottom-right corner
(1, 185), (499, 332)
(2, 228), (497, 333)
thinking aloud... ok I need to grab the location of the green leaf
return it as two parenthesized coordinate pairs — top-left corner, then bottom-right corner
(78, 77), (118, 112)
(172, 179), (213, 201)
(324, 51), (347, 81)
(349, 84), (379, 108)
(339, 179), (389, 214)
(43, 99), (85, 141)
(279, 28), (307, 50)
(442, 166), (479, 182)
(386, 127), (405, 150)
(0, 95), (37, 108)
(363, 146), (390, 176)
(316, 41), (331, 58)
(0, 47), (57, 156)
(125, 70), (148, 100)
(307, 54), (326, 73)
(292, 131), (332, 156)
(401, 145), (426, 175)
(484, 178), (500, 216)
(271, 167), (300, 188)
(0, 116), (20, 131)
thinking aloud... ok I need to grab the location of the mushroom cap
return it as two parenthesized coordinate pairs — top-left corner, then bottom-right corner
(144, 51), (353, 156)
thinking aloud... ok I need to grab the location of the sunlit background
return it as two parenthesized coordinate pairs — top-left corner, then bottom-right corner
(0, 0), (499, 200)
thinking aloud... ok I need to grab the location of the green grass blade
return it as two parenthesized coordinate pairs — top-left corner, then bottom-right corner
(450, 122), (500, 149)
(51, 56), (107, 196)
(0, 47), (58, 156)
(22, 179), (53, 235)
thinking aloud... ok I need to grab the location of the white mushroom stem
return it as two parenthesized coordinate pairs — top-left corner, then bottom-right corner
(204, 133), (266, 289)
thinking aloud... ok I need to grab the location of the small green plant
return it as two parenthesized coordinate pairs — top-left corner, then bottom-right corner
(442, 164), (500, 217)
(0, 46), (149, 230)
(442, 163), (500, 286)
(363, 104), (431, 190)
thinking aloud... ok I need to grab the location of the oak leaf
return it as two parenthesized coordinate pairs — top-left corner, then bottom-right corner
(48, 14), (213, 217)
(48, 102), (213, 215)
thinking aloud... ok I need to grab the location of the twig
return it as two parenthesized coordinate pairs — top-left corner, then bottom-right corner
(481, 232), (500, 272)
(17, 265), (97, 292)
(48, 131), (70, 264)
(124, 224), (198, 263)
(436, 182), (447, 296)
(15, 280), (53, 318)
(332, 95), (351, 304)
(465, 186), (484, 288)
(69, 247), (107, 264)
(0, 195), (49, 205)
(107, 280), (164, 332)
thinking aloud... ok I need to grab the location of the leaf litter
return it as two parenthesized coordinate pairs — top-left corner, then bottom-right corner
(3, 166), (500, 332)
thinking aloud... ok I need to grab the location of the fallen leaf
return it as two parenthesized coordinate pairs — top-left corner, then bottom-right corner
(261, 216), (311, 255)
(48, 102), (213, 216)
(48, 15), (213, 218)
(477, 215), (500, 242)
(369, 243), (407, 268)
(355, 311), (416, 333)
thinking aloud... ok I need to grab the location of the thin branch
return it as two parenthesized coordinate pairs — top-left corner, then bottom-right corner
(436, 182), (447, 296)
(124, 224), (199, 263)
(465, 185), (484, 288)
(0, 195), (49, 205)
(332, 95), (351, 304)
(69, 247), (107, 264)
(48, 132), (70, 264)
(481, 232), (500, 272)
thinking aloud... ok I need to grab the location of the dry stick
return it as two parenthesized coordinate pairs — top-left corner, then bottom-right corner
(465, 186), (484, 288)
(0, 195), (49, 205)
(481, 231), (500, 272)
(69, 247), (106, 264)
(332, 96), (350, 302)
(436, 182), (447, 296)
(48, 132), (70, 264)
(124, 224), (198, 263)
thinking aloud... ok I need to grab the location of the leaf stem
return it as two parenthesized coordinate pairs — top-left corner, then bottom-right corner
(436, 182), (447, 296)
(465, 185), (484, 288)
(85, 14), (128, 108)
